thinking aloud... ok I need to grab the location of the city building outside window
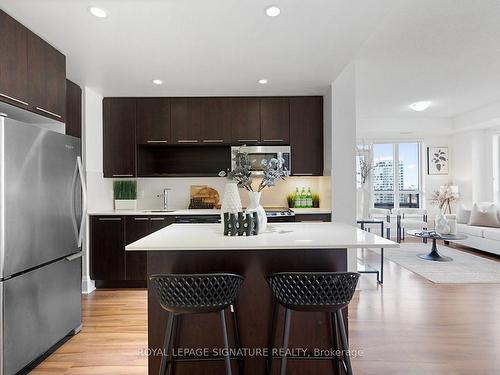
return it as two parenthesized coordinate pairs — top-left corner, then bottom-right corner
(371, 142), (422, 209)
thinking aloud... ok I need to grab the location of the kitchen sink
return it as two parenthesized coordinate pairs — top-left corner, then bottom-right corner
(143, 210), (177, 213)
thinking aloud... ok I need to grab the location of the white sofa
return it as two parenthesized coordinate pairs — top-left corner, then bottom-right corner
(451, 203), (500, 256)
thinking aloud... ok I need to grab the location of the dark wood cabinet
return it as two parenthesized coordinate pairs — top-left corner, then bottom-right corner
(200, 97), (231, 144)
(91, 215), (174, 283)
(260, 97), (290, 144)
(28, 32), (66, 121)
(90, 216), (125, 281)
(0, 10), (29, 108)
(231, 97), (261, 144)
(136, 98), (170, 145)
(171, 98), (201, 144)
(65, 80), (82, 138)
(0, 10), (66, 122)
(125, 217), (151, 281)
(103, 98), (137, 177)
(290, 96), (324, 176)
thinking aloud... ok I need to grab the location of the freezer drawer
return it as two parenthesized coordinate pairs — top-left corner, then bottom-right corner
(0, 254), (82, 375)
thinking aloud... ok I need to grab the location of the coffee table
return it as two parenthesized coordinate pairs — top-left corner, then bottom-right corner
(407, 230), (467, 262)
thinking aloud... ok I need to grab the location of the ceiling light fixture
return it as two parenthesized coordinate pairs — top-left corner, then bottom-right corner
(88, 6), (107, 18)
(409, 101), (431, 112)
(152, 79), (163, 85)
(265, 5), (281, 17)
(258, 79), (268, 84)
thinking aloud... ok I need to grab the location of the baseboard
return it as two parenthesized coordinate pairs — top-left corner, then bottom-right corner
(82, 276), (96, 294)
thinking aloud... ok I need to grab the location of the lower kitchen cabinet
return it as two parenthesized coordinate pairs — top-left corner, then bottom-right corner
(90, 215), (174, 286)
(90, 216), (125, 281)
(125, 216), (173, 281)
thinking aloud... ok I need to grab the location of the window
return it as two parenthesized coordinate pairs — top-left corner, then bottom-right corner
(371, 142), (421, 209)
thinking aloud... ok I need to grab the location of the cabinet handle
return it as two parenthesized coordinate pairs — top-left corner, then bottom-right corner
(293, 173), (313, 176)
(35, 106), (62, 119)
(237, 139), (258, 142)
(134, 217), (150, 221)
(177, 139), (199, 143)
(263, 139), (284, 142)
(0, 93), (29, 106)
(147, 140), (168, 143)
(150, 217), (166, 221)
(98, 217), (122, 221)
(112, 174), (134, 177)
(203, 139), (224, 143)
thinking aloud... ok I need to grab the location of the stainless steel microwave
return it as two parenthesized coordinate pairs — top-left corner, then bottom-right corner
(231, 145), (291, 175)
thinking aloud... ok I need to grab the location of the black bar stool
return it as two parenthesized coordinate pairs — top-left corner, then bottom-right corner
(266, 272), (360, 375)
(150, 273), (245, 375)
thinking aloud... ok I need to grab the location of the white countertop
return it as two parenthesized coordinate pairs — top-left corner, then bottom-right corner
(88, 208), (331, 216)
(125, 222), (398, 251)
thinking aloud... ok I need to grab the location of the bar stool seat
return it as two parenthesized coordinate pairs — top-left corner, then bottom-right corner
(266, 272), (360, 375)
(150, 273), (245, 375)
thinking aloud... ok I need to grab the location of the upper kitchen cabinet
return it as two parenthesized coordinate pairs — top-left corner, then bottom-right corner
(65, 80), (82, 138)
(136, 98), (170, 145)
(199, 97), (231, 144)
(0, 10), (29, 108)
(290, 96), (324, 176)
(103, 98), (137, 177)
(171, 98), (201, 144)
(231, 97), (260, 145)
(260, 97), (290, 144)
(28, 32), (66, 121)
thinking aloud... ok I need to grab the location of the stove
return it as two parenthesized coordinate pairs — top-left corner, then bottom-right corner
(264, 207), (295, 222)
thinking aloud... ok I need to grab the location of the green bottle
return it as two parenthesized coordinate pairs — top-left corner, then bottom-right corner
(300, 187), (307, 208)
(294, 187), (301, 208)
(306, 188), (313, 208)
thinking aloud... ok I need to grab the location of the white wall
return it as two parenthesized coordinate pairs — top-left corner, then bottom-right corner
(329, 62), (358, 271)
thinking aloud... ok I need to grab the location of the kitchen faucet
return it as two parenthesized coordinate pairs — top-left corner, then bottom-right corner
(157, 188), (171, 210)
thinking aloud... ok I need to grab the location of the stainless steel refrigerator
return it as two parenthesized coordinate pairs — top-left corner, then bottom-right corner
(0, 115), (86, 374)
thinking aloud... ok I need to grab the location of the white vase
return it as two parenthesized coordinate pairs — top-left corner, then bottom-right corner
(115, 199), (137, 210)
(435, 212), (451, 234)
(221, 182), (242, 214)
(246, 191), (267, 234)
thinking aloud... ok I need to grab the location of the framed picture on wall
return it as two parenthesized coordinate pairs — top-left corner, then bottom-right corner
(427, 147), (449, 175)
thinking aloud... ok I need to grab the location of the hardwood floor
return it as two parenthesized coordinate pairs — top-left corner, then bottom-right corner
(33, 241), (500, 374)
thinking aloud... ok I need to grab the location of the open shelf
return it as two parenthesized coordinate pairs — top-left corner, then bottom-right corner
(137, 145), (231, 177)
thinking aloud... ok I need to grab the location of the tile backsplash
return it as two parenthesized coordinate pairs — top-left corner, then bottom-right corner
(86, 172), (331, 212)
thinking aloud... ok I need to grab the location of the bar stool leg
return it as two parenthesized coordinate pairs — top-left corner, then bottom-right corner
(280, 308), (292, 375)
(267, 301), (279, 375)
(230, 305), (244, 374)
(160, 312), (175, 375)
(220, 309), (233, 375)
(169, 315), (179, 375)
(330, 312), (342, 375)
(335, 310), (353, 375)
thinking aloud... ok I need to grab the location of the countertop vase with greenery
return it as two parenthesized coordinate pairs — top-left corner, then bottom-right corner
(114, 180), (138, 210)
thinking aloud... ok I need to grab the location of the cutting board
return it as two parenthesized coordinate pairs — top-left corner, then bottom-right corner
(190, 185), (221, 209)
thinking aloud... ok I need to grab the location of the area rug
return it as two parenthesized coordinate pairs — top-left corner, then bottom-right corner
(368, 243), (500, 283)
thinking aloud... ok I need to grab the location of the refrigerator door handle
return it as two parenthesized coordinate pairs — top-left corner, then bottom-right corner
(70, 159), (80, 244)
(65, 251), (83, 262)
(76, 156), (87, 248)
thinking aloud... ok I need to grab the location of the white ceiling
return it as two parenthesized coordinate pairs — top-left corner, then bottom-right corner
(0, 0), (395, 97)
(356, 0), (500, 118)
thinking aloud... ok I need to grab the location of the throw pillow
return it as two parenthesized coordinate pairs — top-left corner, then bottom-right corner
(468, 203), (500, 228)
(456, 205), (471, 224)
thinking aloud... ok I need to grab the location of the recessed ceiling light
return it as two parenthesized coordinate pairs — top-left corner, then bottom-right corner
(258, 79), (268, 84)
(265, 5), (281, 17)
(409, 101), (431, 111)
(88, 6), (107, 18)
(152, 79), (163, 85)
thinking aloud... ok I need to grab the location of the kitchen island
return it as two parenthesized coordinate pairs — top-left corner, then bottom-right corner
(126, 222), (398, 375)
